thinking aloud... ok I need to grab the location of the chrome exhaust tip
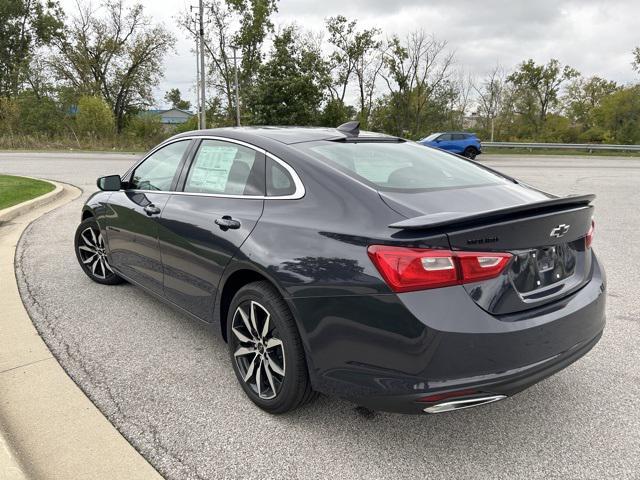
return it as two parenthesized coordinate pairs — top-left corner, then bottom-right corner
(423, 394), (507, 414)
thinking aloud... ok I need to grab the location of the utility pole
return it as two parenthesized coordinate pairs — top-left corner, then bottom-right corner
(198, 0), (206, 129)
(230, 45), (241, 127)
(195, 24), (200, 126)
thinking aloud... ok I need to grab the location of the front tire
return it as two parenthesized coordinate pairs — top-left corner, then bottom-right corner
(227, 281), (317, 413)
(74, 217), (124, 285)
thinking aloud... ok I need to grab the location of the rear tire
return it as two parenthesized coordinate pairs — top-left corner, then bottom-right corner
(227, 281), (317, 413)
(74, 217), (124, 285)
(463, 147), (478, 160)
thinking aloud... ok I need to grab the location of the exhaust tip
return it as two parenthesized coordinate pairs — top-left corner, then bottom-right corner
(423, 394), (507, 414)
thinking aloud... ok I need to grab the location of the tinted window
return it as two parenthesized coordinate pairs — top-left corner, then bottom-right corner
(438, 134), (452, 141)
(298, 141), (509, 191)
(130, 140), (190, 191)
(452, 134), (466, 140)
(422, 133), (441, 142)
(184, 140), (264, 195)
(266, 158), (296, 196)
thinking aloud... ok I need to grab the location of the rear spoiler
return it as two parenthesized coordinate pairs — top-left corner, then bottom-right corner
(388, 194), (595, 231)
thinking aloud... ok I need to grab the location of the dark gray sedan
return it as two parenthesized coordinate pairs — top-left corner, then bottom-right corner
(74, 123), (605, 414)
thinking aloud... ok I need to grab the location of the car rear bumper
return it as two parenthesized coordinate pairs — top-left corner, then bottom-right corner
(288, 256), (606, 413)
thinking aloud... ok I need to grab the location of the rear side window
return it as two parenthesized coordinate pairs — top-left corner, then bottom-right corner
(298, 141), (508, 192)
(452, 134), (466, 140)
(266, 158), (295, 196)
(184, 140), (264, 195)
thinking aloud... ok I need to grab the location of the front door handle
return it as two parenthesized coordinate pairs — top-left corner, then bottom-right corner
(143, 204), (161, 216)
(215, 215), (241, 231)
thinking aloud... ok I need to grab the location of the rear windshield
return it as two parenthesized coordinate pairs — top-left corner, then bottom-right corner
(296, 141), (508, 192)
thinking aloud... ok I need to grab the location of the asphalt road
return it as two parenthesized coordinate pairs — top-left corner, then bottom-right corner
(1, 151), (639, 480)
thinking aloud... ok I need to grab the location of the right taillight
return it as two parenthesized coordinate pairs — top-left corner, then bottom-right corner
(586, 220), (595, 249)
(367, 245), (512, 293)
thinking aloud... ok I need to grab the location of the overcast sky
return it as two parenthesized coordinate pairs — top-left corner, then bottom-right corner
(60, 0), (640, 109)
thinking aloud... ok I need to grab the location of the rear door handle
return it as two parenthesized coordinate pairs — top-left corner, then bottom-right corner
(215, 215), (241, 231)
(143, 204), (161, 216)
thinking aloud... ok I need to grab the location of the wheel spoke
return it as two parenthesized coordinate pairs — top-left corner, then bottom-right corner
(98, 232), (105, 248)
(261, 311), (270, 339)
(266, 354), (285, 376)
(79, 245), (96, 254)
(234, 346), (258, 358)
(256, 359), (263, 398)
(243, 354), (258, 382)
(82, 253), (97, 264)
(232, 325), (253, 344)
(104, 259), (114, 273)
(91, 258), (99, 275)
(250, 301), (260, 337)
(81, 231), (95, 248)
(236, 306), (253, 337)
(88, 227), (98, 245)
(265, 338), (283, 350)
(264, 359), (277, 395)
(99, 258), (107, 277)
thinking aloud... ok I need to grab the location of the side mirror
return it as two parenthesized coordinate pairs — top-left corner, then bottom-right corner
(97, 175), (122, 191)
(435, 138), (442, 143)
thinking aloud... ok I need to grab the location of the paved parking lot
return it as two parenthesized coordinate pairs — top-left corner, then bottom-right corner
(1, 151), (639, 479)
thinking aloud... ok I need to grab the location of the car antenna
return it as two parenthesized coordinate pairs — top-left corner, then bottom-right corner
(337, 121), (360, 137)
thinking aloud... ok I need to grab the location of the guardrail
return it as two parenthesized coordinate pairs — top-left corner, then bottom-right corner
(483, 141), (640, 152)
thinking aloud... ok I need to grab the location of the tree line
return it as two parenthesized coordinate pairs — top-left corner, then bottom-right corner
(2, 0), (640, 150)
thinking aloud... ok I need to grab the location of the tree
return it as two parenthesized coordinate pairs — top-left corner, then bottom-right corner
(507, 59), (579, 128)
(593, 86), (640, 144)
(75, 95), (114, 138)
(474, 65), (505, 141)
(632, 47), (640, 74)
(164, 88), (191, 110)
(0, 0), (64, 97)
(50, 0), (175, 132)
(564, 76), (618, 129)
(325, 16), (382, 125)
(182, 0), (278, 123)
(377, 31), (454, 137)
(248, 26), (325, 125)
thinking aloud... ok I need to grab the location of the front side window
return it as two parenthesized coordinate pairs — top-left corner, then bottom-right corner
(438, 133), (452, 141)
(184, 140), (264, 195)
(297, 141), (509, 192)
(130, 141), (190, 191)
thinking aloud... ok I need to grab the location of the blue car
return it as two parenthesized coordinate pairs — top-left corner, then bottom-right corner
(420, 132), (482, 159)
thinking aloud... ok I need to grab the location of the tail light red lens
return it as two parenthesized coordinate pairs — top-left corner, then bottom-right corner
(367, 245), (512, 293)
(585, 220), (595, 249)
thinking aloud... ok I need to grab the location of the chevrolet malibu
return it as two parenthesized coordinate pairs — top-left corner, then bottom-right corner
(74, 123), (605, 414)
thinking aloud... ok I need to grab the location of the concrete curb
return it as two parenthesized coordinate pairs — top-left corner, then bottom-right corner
(0, 182), (163, 480)
(0, 178), (64, 226)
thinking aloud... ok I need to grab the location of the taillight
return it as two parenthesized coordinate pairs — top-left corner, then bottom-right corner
(585, 220), (595, 249)
(367, 245), (512, 293)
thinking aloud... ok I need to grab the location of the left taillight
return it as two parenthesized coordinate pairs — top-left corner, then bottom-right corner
(367, 245), (512, 293)
(585, 220), (595, 249)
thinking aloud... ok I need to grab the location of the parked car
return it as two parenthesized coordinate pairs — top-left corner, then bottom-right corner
(420, 131), (482, 159)
(75, 122), (604, 414)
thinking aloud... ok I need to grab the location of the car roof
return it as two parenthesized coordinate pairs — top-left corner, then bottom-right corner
(171, 126), (397, 146)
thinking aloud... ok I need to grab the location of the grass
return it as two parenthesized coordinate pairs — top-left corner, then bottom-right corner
(0, 175), (55, 210)
(483, 147), (640, 157)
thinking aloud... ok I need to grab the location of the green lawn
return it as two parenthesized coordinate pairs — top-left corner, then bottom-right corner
(0, 175), (55, 210)
(482, 147), (640, 157)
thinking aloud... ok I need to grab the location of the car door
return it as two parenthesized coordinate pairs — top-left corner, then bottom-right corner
(158, 138), (266, 320)
(450, 133), (467, 153)
(105, 139), (193, 295)
(435, 133), (454, 152)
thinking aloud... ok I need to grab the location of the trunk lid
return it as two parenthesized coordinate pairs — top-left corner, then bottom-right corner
(382, 185), (595, 315)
